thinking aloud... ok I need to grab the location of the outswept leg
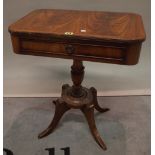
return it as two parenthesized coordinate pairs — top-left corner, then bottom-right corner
(90, 87), (110, 113)
(81, 104), (107, 150)
(38, 99), (70, 139)
(38, 59), (110, 151)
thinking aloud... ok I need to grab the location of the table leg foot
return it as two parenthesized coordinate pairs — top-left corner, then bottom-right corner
(94, 103), (110, 113)
(81, 104), (107, 150)
(38, 99), (70, 139)
(90, 87), (110, 113)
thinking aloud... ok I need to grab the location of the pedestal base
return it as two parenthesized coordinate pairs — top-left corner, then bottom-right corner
(38, 84), (109, 150)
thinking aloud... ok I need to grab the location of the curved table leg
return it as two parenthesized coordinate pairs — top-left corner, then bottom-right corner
(81, 104), (107, 150)
(90, 87), (110, 113)
(38, 99), (70, 139)
(53, 100), (57, 105)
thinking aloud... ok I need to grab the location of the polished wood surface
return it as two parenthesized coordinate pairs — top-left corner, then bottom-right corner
(9, 9), (145, 42)
(38, 60), (110, 150)
(9, 9), (146, 65)
(8, 9), (146, 151)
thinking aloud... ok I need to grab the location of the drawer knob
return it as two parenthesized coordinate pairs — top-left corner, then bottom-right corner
(65, 45), (75, 54)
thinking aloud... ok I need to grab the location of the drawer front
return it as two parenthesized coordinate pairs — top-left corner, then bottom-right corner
(21, 40), (67, 55)
(21, 40), (125, 60)
(76, 44), (124, 59)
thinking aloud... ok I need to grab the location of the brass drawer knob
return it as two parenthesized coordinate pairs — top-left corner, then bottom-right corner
(65, 45), (75, 54)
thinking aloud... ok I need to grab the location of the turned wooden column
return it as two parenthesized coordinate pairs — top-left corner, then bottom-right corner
(71, 59), (85, 97)
(38, 58), (109, 150)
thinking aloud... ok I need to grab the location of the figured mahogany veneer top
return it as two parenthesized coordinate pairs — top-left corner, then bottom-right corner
(9, 9), (145, 43)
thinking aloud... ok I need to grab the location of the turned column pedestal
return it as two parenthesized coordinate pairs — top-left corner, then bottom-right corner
(38, 59), (110, 150)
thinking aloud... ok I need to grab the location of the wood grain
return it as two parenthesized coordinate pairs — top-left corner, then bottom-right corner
(9, 9), (146, 65)
(8, 9), (146, 151)
(9, 9), (145, 42)
(21, 40), (124, 59)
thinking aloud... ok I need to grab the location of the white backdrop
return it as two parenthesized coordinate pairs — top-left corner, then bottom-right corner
(4, 0), (150, 97)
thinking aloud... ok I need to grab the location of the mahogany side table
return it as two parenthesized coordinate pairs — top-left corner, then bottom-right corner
(8, 9), (146, 150)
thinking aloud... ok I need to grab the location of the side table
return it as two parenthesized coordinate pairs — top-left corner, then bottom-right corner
(8, 9), (146, 150)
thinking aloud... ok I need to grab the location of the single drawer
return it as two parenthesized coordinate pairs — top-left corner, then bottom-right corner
(21, 39), (125, 60)
(11, 35), (142, 65)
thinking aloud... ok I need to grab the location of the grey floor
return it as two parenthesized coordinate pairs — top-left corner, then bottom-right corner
(4, 96), (150, 155)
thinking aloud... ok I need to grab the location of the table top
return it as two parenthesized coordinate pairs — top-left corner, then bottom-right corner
(9, 9), (146, 43)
